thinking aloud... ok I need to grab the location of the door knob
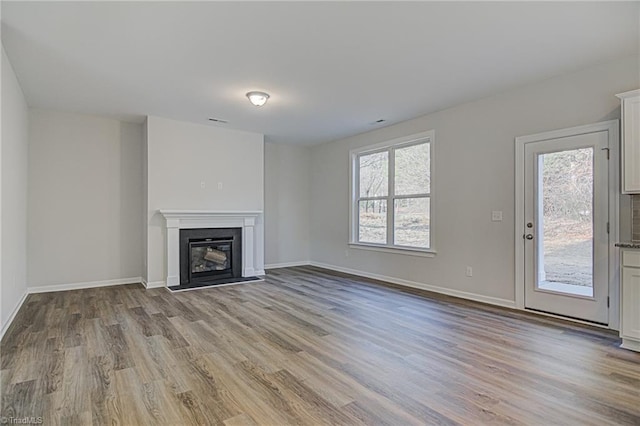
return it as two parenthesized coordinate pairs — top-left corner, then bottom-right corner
(524, 234), (534, 240)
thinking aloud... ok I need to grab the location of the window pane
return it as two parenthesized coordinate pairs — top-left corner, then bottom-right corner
(359, 151), (388, 197)
(537, 148), (593, 296)
(359, 200), (387, 244)
(394, 197), (430, 248)
(395, 142), (430, 195)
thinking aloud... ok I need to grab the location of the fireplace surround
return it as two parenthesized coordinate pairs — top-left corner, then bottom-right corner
(159, 210), (264, 288)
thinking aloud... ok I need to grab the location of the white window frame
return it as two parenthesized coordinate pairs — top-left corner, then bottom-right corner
(349, 130), (435, 257)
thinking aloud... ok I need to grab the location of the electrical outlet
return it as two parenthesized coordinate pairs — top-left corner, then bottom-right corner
(491, 211), (503, 222)
(466, 266), (473, 277)
(217, 182), (223, 190)
(200, 181), (206, 189)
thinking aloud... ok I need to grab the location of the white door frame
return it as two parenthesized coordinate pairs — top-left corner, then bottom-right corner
(515, 120), (620, 329)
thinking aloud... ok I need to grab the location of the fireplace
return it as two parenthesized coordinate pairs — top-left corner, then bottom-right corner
(159, 210), (265, 289)
(180, 228), (242, 286)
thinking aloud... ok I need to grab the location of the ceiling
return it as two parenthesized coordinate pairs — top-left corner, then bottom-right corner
(2, 2), (639, 145)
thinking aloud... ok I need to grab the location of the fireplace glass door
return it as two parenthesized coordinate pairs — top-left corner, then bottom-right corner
(189, 238), (233, 282)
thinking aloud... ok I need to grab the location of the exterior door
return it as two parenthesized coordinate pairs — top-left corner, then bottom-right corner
(522, 130), (610, 324)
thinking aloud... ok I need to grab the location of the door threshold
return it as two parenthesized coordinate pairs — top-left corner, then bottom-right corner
(524, 308), (609, 329)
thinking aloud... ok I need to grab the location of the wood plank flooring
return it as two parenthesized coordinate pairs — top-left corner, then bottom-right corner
(1, 266), (639, 425)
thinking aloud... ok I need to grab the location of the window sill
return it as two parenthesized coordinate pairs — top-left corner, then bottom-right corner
(348, 242), (436, 258)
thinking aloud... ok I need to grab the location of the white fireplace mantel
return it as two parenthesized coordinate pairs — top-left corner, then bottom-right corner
(159, 210), (264, 287)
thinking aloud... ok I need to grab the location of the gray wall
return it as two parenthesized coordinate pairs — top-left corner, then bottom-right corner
(144, 116), (265, 285)
(28, 110), (143, 287)
(264, 142), (311, 266)
(633, 195), (640, 241)
(1, 47), (29, 331)
(310, 55), (639, 304)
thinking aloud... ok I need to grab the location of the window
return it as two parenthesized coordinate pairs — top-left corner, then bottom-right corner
(350, 131), (433, 254)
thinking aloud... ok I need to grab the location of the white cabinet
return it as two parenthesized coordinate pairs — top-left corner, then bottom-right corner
(616, 90), (640, 194)
(620, 250), (640, 351)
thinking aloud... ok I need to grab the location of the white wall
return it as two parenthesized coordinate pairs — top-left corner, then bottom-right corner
(1, 47), (29, 332)
(28, 110), (143, 287)
(310, 55), (639, 304)
(264, 142), (311, 267)
(145, 116), (264, 285)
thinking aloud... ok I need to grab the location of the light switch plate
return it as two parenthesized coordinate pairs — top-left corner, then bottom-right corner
(491, 211), (503, 222)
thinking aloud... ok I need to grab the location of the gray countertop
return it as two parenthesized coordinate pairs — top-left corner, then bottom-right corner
(615, 242), (640, 249)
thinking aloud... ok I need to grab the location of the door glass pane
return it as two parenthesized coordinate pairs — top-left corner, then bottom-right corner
(537, 148), (593, 297)
(394, 198), (430, 248)
(359, 151), (388, 197)
(395, 142), (430, 195)
(359, 200), (387, 244)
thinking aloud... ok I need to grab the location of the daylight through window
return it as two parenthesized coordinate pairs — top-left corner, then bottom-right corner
(351, 132), (432, 251)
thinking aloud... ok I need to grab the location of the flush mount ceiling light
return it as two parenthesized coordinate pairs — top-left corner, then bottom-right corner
(246, 91), (270, 107)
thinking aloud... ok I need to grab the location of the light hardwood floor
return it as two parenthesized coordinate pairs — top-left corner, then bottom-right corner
(1, 266), (639, 425)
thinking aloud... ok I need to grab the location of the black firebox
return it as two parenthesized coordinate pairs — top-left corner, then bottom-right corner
(179, 228), (242, 286)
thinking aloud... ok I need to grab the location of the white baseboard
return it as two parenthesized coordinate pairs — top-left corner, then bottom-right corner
(309, 261), (516, 309)
(254, 269), (266, 276)
(0, 290), (29, 341)
(620, 338), (640, 352)
(264, 261), (310, 270)
(28, 277), (143, 294)
(142, 278), (165, 289)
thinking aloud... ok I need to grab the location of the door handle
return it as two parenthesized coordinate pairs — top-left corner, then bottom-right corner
(524, 234), (534, 240)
